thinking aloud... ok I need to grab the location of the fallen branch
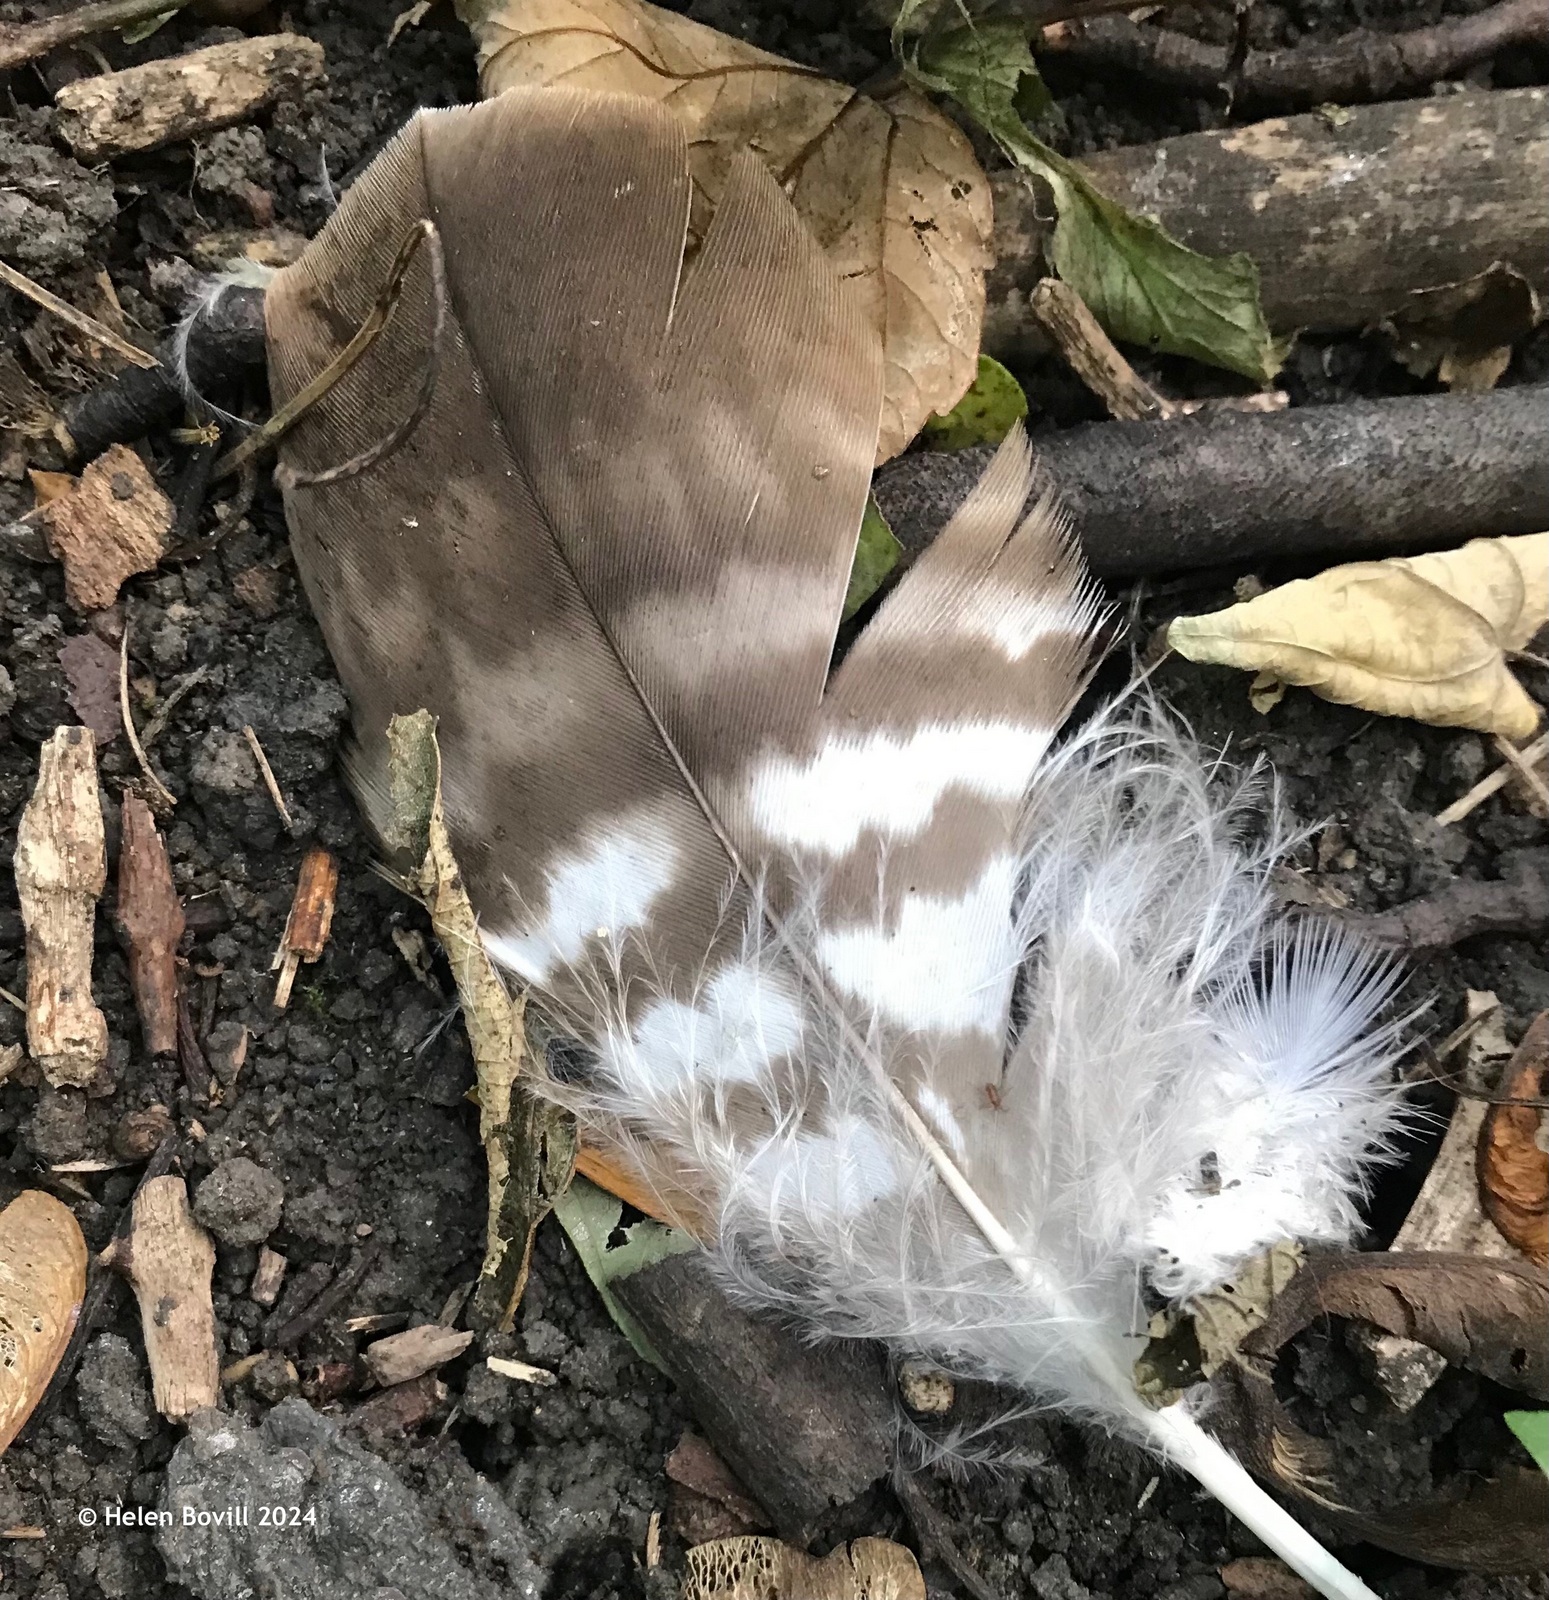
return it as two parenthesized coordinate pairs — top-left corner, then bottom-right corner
(986, 87), (1548, 353)
(54, 35), (327, 163)
(114, 795), (184, 1058)
(613, 1250), (894, 1544)
(1030, 277), (1171, 421)
(872, 385), (1549, 578)
(100, 1175), (219, 1421)
(15, 727), (108, 1088)
(1038, 0), (1549, 111)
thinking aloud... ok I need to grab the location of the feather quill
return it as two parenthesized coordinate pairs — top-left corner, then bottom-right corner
(266, 87), (1408, 1600)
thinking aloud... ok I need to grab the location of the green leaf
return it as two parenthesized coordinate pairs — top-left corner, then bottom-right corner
(551, 1175), (697, 1371)
(843, 496), (904, 619)
(120, 6), (181, 43)
(1505, 1411), (1549, 1476)
(921, 353), (1028, 450)
(910, 21), (1282, 384)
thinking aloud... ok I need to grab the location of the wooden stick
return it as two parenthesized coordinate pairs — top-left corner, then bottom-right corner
(0, 0), (192, 71)
(114, 795), (184, 1057)
(0, 260), (158, 371)
(270, 846), (338, 1008)
(1436, 732), (1549, 824)
(14, 728), (108, 1087)
(1030, 278), (1173, 422)
(100, 1176), (219, 1421)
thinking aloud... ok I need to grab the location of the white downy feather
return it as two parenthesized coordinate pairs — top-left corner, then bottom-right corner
(555, 705), (1409, 1600)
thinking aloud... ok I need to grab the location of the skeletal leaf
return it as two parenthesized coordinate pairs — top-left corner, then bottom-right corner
(683, 1534), (925, 1600)
(1168, 533), (1549, 740)
(455, 0), (993, 459)
(911, 21), (1281, 385)
(0, 1190), (88, 1455)
(920, 353), (1028, 450)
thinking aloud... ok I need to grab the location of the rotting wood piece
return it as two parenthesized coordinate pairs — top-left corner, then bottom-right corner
(985, 88), (1548, 358)
(872, 386), (1549, 579)
(0, 1191), (89, 1454)
(362, 1324), (474, 1389)
(114, 795), (184, 1057)
(15, 727), (108, 1088)
(54, 34), (327, 163)
(1030, 278), (1171, 422)
(100, 1176), (219, 1422)
(40, 445), (173, 614)
(613, 1251), (894, 1546)
(271, 846), (338, 1009)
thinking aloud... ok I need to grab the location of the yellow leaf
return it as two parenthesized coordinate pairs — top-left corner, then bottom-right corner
(455, 0), (993, 461)
(1168, 533), (1549, 740)
(683, 1535), (925, 1600)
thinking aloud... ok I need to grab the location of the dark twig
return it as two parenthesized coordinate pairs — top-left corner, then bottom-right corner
(264, 1239), (382, 1351)
(1038, 0), (1549, 108)
(0, 0), (189, 71)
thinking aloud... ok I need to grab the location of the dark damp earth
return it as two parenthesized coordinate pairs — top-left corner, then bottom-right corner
(0, 1), (1544, 1597)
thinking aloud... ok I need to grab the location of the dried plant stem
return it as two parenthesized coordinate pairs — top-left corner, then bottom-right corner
(0, 260), (158, 370)
(1436, 730), (1549, 824)
(118, 620), (176, 811)
(1492, 733), (1549, 814)
(242, 724), (296, 833)
(1031, 277), (1173, 421)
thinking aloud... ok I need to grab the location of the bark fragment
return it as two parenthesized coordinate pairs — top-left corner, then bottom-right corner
(114, 794), (184, 1057)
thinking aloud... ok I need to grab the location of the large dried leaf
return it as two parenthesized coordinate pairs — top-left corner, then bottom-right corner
(455, 0), (993, 459)
(683, 1535), (925, 1600)
(0, 1190), (88, 1455)
(911, 21), (1281, 385)
(1168, 533), (1549, 740)
(1478, 1011), (1548, 1267)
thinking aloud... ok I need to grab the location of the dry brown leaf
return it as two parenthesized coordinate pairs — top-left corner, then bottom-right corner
(0, 1190), (89, 1455)
(1168, 533), (1549, 740)
(456, 0), (992, 460)
(40, 444), (173, 613)
(1478, 1011), (1548, 1267)
(58, 633), (122, 745)
(683, 1535), (925, 1600)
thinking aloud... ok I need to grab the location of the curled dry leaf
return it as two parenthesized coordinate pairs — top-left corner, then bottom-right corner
(454, 0), (993, 460)
(683, 1534), (925, 1600)
(1211, 1251), (1549, 1572)
(1168, 532), (1549, 740)
(0, 1190), (89, 1455)
(1478, 1011), (1548, 1267)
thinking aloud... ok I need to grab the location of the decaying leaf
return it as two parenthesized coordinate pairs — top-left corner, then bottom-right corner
(0, 1190), (88, 1455)
(1478, 1011), (1548, 1267)
(842, 498), (903, 621)
(454, 0), (993, 460)
(40, 444), (173, 613)
(920, 352), (1028, 450)
(58, 632), (122, 744)
(911, 22), (1281, 385)
(385, 711), (576, 1331)
(550, 1174), (696, 1371)
(1211, 1251), (1549, 1572)
(683, 1534), (925, 1600)
(1381, 264), (1541, 395)
(1168, 533), (1549, 740)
